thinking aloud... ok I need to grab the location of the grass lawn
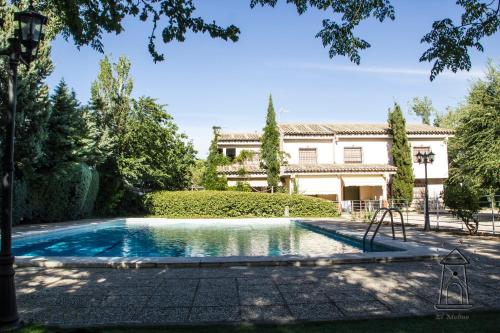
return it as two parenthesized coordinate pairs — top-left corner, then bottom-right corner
(18, 311), (499, 333)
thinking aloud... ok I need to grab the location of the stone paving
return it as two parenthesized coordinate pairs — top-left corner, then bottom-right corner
(14, 221), (500, 327)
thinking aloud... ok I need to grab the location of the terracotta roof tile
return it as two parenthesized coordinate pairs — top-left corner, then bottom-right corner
(218, 133), (261, 142)
(218, 164), (397, 175)
(218, 123), (453, 141)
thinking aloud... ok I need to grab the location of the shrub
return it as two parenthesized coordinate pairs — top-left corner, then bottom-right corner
(144, 191), (339, 218)
(443, 181), (481, 235)
(13, 179), (32, 225)
(32, 162), (99, 222)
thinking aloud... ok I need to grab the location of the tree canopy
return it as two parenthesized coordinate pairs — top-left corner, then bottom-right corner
(409, 97), (434, 125)
(260, 95), (280, 191)
(446, 62), (500, 192)
(388, 103), (414, 203)
(9, 0), (499, 80)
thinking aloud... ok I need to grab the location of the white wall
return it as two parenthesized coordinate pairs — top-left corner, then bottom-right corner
(295, 175), (341, 195)
(409, 138), (449, 179)
(335, 138), (391, 164)
(283, 139), (334, 164)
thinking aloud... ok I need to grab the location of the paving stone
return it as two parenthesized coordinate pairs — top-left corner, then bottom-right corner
(323, 289), (377, 302)
(189, 306), (240, 322)
(239, 290), (284, 306)
(335, 300), (392, 317)
(198, 278), (237, 293)
(241, 305), (293, 322)
(193, 290), (239, 306)
(288, 303), (344, 320)
(86, 306), (143, 325)
(148, 292), (195, 307)
(237, 277), (274, 286)
(20, 306), (91, 326)
(281, 290), (330, 305)
(106, 286), (157, 296)
(139, 307), (190, 324)
(101, 295), (150, 308)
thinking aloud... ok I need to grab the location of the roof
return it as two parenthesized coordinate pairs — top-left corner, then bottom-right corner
(218, 164), (265, 175)
(218, 132), (261, 142)
(218, 123), (454, 141)
(281, 123), (455, 135)
(218, 164), (397, 175)
(283, 164), (397, 174)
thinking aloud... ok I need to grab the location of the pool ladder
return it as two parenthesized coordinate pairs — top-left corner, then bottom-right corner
(362, 207), (407, 252)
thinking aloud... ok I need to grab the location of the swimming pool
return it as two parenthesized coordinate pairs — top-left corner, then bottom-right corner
(12, 219), (395, 258)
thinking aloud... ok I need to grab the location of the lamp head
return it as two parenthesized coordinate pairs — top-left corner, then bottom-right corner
(14, 6), (47, 65)
(416, 152), (423, 164)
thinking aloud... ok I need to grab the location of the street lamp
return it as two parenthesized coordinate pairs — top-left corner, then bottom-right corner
(0, 4), (47, 328)
(416, 150), (435, 231)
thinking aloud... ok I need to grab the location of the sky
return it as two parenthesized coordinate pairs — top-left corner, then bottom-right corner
(46, 0), (500, 157)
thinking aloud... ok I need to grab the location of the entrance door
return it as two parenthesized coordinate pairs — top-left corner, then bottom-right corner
(343, 186), (360, 201)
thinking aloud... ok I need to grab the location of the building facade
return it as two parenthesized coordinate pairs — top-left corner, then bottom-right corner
(217, 123), (453, 202)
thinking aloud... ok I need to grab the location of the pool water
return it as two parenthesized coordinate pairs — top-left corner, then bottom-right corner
(12, 219), (394, 258)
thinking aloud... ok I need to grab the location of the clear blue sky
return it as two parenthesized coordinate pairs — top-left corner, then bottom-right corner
(46, 0), (500, 157)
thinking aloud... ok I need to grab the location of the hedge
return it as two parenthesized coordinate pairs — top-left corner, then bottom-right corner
(32, 162), (100, 222)
(144, 190), (339, 218)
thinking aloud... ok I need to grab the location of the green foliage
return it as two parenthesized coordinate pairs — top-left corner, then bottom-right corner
(443, 180), (481, 234)
(447, 62), (500, 192)
(388, 103), (414, 202)
(29, 0), (499, 80)
(260, 95), (280, 190)
(31, 163), (99, 222)
(44, 80), (87, 169)
(1, 1), (53, 180)
(202, 126), (228, 190)
(433, 106), (464, 128)
(409, 96), (434, 125)
(13, 179), (32, 224)
(144, 191), (339, 218)
(190, 159), (206, 188)
(229, 181), (253, 192)
(119, 97), (196, 190)
(419, 0), (500, 80)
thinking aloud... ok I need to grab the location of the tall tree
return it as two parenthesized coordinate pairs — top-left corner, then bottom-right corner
(44, 80), (86, 170)
(260, 95), (280, 191)
(202, 126), (228, 190)
(87, 55), (134, 213)
(409, 97), (434, 125)
(447, 62), (500, 192)
(23, 0), (500, 80)
(119, 97), (196, 190)
(388, 103), (415, 202)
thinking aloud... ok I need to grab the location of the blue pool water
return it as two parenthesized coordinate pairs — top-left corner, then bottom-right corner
(11, 219), (396, 258)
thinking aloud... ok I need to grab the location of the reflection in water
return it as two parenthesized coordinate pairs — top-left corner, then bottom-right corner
(13, 220), (366, 257)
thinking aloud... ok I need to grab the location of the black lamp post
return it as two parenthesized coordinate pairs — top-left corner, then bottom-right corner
(0, 4), (47, 328)
(416, 150), (435, 231)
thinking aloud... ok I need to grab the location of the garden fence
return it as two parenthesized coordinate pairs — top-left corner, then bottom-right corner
(338, 194), (499, 234)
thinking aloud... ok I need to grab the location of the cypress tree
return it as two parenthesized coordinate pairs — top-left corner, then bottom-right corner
(388, 103), (415, 203)
(260, 95), (281, 191)
(44, 80), (86, 170)
(202, 126), (227, 190)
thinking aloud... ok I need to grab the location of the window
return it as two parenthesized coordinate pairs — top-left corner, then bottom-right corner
(299, 148), (317, 164)
(344, 147), (362, 163)
(226, 148), (236, 160)
(413, 146), (430, 163)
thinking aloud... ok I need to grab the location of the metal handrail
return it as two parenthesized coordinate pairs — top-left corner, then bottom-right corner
(362, 207), (406, 252)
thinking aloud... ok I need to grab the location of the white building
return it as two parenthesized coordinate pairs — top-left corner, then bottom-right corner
(217, 123), (454, 202)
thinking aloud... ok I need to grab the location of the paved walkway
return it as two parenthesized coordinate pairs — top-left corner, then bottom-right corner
(14, 222), (500, 327)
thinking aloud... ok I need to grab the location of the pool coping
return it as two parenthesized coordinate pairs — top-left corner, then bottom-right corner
(13, 218), (449, 268)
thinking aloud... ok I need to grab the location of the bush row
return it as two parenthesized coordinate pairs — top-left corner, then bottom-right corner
(13, 162), (100, 224)
(144, 190), (339, 218)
